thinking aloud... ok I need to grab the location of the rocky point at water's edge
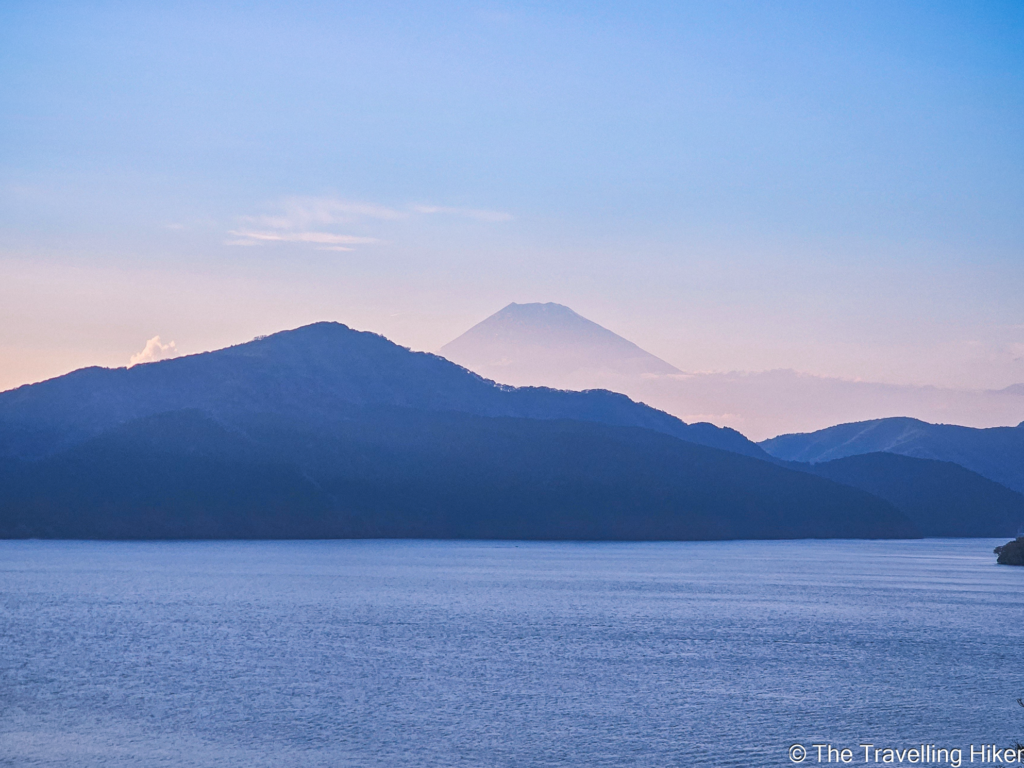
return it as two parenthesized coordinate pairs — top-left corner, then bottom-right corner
(994, 537), (1024, 565)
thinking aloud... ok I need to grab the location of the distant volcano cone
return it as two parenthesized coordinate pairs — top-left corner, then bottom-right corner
(440, 303), (680, 387)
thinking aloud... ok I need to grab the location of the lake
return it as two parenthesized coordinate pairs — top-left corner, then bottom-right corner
(2, 539), (1022, 767)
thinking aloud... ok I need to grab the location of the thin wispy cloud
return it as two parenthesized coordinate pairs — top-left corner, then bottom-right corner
(247, 197), (406, 230)
(412, 204), (513, 222)
(228, 229), (379, 246)
(228, 196), (512, 250)
(228, 197), (392, 250)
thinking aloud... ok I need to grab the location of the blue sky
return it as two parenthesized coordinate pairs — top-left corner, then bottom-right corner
(2, 1), (1022, 392)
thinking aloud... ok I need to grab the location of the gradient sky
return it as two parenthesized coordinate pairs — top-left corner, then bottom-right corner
(2, 1), (1022, 393)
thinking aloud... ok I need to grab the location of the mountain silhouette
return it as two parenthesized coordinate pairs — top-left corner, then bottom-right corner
(804, 452), (1024, 537)
(0, 407), (919, 541)
(0, 322), (921, 541)
(761, 417), (1024, 494)
(0, 321), (760, 459)
(440, 303), (680, 386)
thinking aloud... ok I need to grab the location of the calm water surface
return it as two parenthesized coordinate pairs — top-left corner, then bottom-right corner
(2, 539), (1023, 767)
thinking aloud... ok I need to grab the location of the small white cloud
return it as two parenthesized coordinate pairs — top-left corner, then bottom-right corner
(412, 204), (512, 222)
(130, 336), (178, 367)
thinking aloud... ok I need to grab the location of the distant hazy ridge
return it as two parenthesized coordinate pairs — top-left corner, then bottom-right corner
(441, 302), (681, 382)
(439, 303), (1024, 441)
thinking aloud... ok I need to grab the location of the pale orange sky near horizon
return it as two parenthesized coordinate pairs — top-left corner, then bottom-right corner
(2, 253), (1021, 397)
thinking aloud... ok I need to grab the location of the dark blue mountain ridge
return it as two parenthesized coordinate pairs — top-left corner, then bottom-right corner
(0, 322), (764, 460)
(3, 321), (1018, 540)
(760, 416), (1024, 494)
(0, 321), (932, 541)
(803, 452), (1024, 538)
(0, 405), (918, 540)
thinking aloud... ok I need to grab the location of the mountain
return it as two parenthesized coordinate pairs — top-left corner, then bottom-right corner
(0, 322), (918, 541)
(803, 453), (1024, 538)
(761, 417), (1024, 494)
(439, 302), (681, 385)
(0, 322), (762, 460)
(438, 305), (1024, 441)
(609, 370), (1024, 443)
(0, 407), (916, 541)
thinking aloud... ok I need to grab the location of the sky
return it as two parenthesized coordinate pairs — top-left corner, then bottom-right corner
(2, 0), (1023, 395)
